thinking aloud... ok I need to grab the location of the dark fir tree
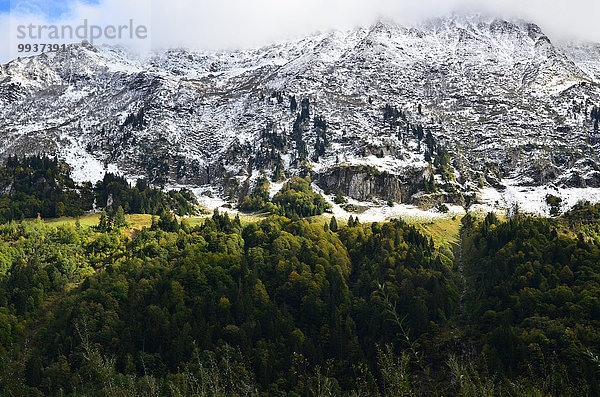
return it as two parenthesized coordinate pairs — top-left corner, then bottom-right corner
(329, 216), (338, 232)
(300, 97), (310, 121)
(158, 210), (179, 232)
(347, 215), (355, 227)
(290, 95), (297, 112)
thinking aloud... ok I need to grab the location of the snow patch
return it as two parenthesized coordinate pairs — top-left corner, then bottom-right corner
(61, 142), (107, 184)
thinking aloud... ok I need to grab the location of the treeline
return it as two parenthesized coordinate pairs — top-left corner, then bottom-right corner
(0, 156), (197, 222)
(94, 173), (197, 216)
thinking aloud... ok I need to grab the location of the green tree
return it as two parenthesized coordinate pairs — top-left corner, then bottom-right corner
(112, 205), (127, 228)
(329, 216), (338, 232)
(158, 211), (179, 232)
(97, 209), (110, 231)
(290, 95), (297, 112)
(55, 202), (65, 217)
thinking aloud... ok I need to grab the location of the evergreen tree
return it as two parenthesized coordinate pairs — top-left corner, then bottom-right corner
(425, 151), (432, 163)
(300, 98), (310, 121)
(55, 202), (65, 217)
(425, 130), (436, 153)
(290, 96), (297, 112)
(329, 216), (338, 232)
(272, 160), (283, 182)
(113, 205), (126, 228)
(98, 209), (110, 232)
(417, 125), (424, 141)
(424, 175), (435, 193)
(158, 211), (179, 232)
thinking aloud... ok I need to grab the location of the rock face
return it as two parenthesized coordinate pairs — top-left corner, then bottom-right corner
(316, 165), (430, 203)
(1, 13), (600, 212)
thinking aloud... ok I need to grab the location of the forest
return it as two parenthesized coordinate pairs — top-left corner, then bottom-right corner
(0, 203), (598, 395)
(0, 157), (599, 396)
(0, 155), (198, 222)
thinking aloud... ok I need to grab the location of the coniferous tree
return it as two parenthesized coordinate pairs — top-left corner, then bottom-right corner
(417, 125), (424, 141)
(55, 202), (65, 217)
(425, 130), (436, 153)
(112, 205), (126, 228)
(329, 216), (338, 232)
(272, 159), (283, 182)
(98, 209), (110, 232)
(158, 210), (179, 232)
(290, 96), (297, 112)
(300, 98), (310, 121)
(425, 151), (432, 163)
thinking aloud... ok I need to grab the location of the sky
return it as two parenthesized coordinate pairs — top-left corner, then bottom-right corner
(1, 0), (600, 63)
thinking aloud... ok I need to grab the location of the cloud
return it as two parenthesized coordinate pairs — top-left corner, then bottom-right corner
(1, 0), (600, 63)
(150, 0), (600, 51)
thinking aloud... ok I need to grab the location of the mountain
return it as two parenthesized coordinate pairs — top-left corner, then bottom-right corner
(1, 13), (600, 218)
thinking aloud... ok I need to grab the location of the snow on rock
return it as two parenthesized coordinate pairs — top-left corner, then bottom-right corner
(315, 182), (464, 223)
(356, 203), (465, 223)
(269, 181), (285, 200)
(1, 13), (600, 220)
(501, 179), (600, 216)
(189, 187), (232, 212)
(61, 139), (108, 184)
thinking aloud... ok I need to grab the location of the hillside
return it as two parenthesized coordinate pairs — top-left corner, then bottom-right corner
(1, 210), (599, 395)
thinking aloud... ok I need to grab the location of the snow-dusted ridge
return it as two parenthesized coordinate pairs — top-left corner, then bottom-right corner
(1, 13), (600, 220)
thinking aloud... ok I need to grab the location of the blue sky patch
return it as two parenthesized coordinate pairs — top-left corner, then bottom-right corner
(2, 0), (101, 19)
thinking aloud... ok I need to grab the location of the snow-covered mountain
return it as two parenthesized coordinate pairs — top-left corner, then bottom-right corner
(1, 13), (600, 217)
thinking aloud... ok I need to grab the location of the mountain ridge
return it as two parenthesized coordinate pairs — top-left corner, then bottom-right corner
(1, 13), (600, 218)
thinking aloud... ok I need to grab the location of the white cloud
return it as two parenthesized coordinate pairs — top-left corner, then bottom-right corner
(148, 0), (600, 51)
(1, 0), (600, 63)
